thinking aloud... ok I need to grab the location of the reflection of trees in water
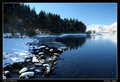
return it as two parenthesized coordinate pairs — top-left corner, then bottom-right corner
(55, 36), (86, 50)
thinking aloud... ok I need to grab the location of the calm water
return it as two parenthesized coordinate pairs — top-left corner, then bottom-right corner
(44, 33), (117, 78)
(7, 33), (117, 79)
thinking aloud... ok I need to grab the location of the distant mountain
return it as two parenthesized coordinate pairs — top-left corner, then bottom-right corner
(86, 22), (117, 33)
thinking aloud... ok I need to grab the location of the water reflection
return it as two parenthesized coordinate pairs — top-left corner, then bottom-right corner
(55, 36), (86, 51)
(91, 32), (117, 44)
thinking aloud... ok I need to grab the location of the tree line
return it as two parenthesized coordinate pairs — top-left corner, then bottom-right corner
(3, 3), (86, 38)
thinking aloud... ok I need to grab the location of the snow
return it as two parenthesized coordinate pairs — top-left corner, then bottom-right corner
(86, 22), (117, 33)
(39, 59), (45, 64)
(43, 64), (51, 74)
(39, 45), (46, 48)
(49, 49), (54, 52)
(3, 74), (6, 79)
(43, 64), (50, 67)
(19, 72), (34, 79)
(32, 57), (39, 63)
(34, 69), (41, 73)
(35, 63), (41, 66)
(38, 52), (44, 55)
(19, 67), (28, 74)
(5, 71), (9, 74)
(57, 48), (62, 51)
(29, 67), (35, 70)
(36, 33), (87, 38)
(46, 66), (50, 74)
(3, 38), (34, 67)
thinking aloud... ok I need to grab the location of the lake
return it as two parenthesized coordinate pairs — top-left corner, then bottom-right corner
(4, 33), (117, 79)
(35, 32), (117, 78)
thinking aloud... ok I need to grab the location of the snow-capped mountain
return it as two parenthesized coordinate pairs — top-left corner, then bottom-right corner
(86, 22), (117, 33)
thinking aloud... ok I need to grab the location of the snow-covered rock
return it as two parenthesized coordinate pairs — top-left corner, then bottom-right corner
(19, 72), (34, 79)
(19, 67), (28, 74)
(39, 45), (46, 49)
(32, 57), (39, 63)
(49, 49), (54, 52)
(34, 69), (41, 74)
(43, 64), (51, 74)
(29, 67), (35, 71)
(35, 63), (41, 67)
(38, 52), (44, 55)
(4, 71), (10, 77)
(57, 48), (63, 51)
(39, 59), (45, 64)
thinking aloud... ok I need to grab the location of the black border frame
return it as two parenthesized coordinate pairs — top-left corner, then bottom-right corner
(1, 0), (119, 82)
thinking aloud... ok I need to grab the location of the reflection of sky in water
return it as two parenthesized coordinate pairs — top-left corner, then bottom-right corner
(91, 32), (117, 44)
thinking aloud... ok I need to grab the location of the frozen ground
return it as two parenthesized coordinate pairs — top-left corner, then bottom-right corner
(3, 38), (34, 68)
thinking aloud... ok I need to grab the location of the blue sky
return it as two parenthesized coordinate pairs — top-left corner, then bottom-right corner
(24, 3), (117, 27)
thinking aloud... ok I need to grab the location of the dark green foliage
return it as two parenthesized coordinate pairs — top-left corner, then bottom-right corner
(3, 3), (87, 37)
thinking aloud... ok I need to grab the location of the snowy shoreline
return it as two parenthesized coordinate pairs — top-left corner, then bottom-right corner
(2, 32), (108, 68)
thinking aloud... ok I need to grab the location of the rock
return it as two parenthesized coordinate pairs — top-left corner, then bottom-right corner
(32, 57), (39, 63)
(42, 75), (45, 78)
(29, 67), (35, 71)
(57, 48), (63, 51)
(40, 55), (46, 59)
(44, 66), (50, 75)
(39, 59), (45, 64)
(59, 47), (67, 50)
(49, 49), (54, 52)
(38, 52), (44, 55)
(53, 62), (57, 65)
(39, 45), (46, 49)
(25, 59), (31, 62)
(4, 71), (10, 78)
(19, 67), (28, 74)
(42, 64), (51, 75)
(32, 49), (40, 54)
(35, 63), (41, 67)
(53, 53), (59, 57)
(19, 72), (35, 79)
(47, 58), (52, 63)
(34, 69), (41, 74)
(52, 55), (58, 60)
